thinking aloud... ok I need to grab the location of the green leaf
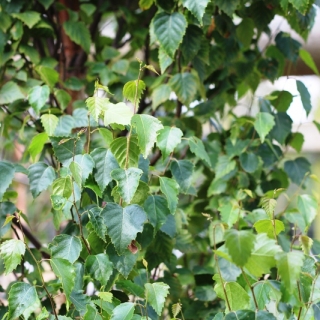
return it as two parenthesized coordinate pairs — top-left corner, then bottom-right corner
(123, 80), (146, 105)
(169, 72), (198, 106)
(36, 66), (59, 88)
(271, 90), (293, 112)
(0, 239), (25, 274)
(289, 132), (304, 153)
(8, 283), (40, 320)
(299, 48), (319, 75)
(101, 203), (146, 254)
(52, 176), (73, 199)
(28, 162), (56, 198)
(12, 11), (41, 28)
(254, 112), (275, 143)
(41, 114), (59, 136)
(260, 196), (277, 219)
(254, 219), (285, 239)
(71, 154), (95, 184)
(28, 85), (50, 114)
(215, 0), (240, 17)
(48, 234), (82, 264)
(84, 304), (102, 320)
(239, 153), (259, 173)
(245, 233), (281, 278)
(157, 126), (183, 161)
(104, 102), (133, 127)
(297, 194), (318, 232)
(145, 282), (170, 316)
(54, 89), (71, 111)
(159, 177), (179, 214)
(275, 32), (301, 62)
(88, 207), (106, 240)
(85, 96), (106, 122)
(296, 80), (312, 116)
(131, 114), (164, 158)
(111, 59), (129, 75)
(152, 84), (171, 110)
(0, 161), (15, 201)
(214, 155), (236, 180)
(236, 18), (254, 49)
(28, 132), (49, 161)
(107, 244), (138, 278)
(0, 81), (24, 104)
(181, 25), (202, 63)
(181, 0), (210, 24)
(63, 21), (91, 53)
(144, 195), (170, 230)
(269, 112), (292, 144)
(214, 276), (250, 311)
(289, 0), (309, 14)
(50, 258), (75, 301)
(225, 229), (255, 267)
(110, 136), (140, 168)
(85, 254), (113, 286)
(275, 251), (304, 293)
(70, 290), (90, 314)
(188, 136), (211, 167)
(158, 47), (173, 74)
(139, 0), (154, 10)
(153, 12), (187, 58)
(110, 302), (135, 320)
(111, 167), (143, 204)
(284, 157), (311, 185)
(218, 199), (240, 227)
(170, 160), (194, 194)
(91, 148), (119, 193)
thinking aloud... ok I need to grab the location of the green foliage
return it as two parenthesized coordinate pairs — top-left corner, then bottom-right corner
(1, 0), (319, 319)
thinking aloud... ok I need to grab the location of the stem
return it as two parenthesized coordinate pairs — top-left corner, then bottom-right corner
(16, 219), (58, 320)
(213, 225), (232, 311)
(297, 280), (302, 320)
(241, 267), (259, 311)
(87, 113), (91, 153)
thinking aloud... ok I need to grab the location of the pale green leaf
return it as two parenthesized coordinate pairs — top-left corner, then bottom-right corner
(85, 96), (107, 122)
(91, 148), (119, 192)
(12, 11), (41, 28)
(28, 85), (50, 114)
(189, 136), (211, 167)
(245, 233), (281, 278)
(139, 0), (154, 10)
(70, 154), (95, 184)
(218, 199), (240, 227)
(298, 194), (318, 232)
(144, 195), (170, 230)
(123, 80), (146, 105)
(97, 292), (113, 302)
(28, 132), (49, 161)
(101, 203), (147, 254)
(145, 282), (170, 316)
(181, 0), (210, 24)
(49, 234), (82, 263)
(289, 0), (309, 14)
(0, 81), (25, 104)
(158, 47), (173, 74)
(170, 160), (194, 194)
(300, 235), (313, 254)
(152, 84), (171, 110)
(36, 66), (59, 88)
(299, 49), (319, 75)
(254, 112), (275, 143)
(84, 304), (102, 320)
(51, 258), (75, 301)
(54, 89), (71, 111)
(215, 0), (240, 17)
(111, 302), (135, 320)
(70, 161), (82, 186)
(225, 229), (255, 267)
(111, 167), (143, 204)
(169, 72), (198, 106)
(275, 251), (304, 293)
(153, 12), (187, 58)
(157, 126), (183, 161)
(80, 3), (96, 16)
(159, 177), (179, 214)
(36, 307), (49, 320)
(52, 176), (73, 199)
(111, 59), (129, 75)
(0, 161), (15, 201)
(63, 21), (91, 53)
(8, 283), (40, 320)
(104, 102), (133, 127)
(85, 254), (113, 286)
(131, 114), (164, 158)
(0, 239), (25, 274)
(110, 135), (140, 169)
(28, 162), (56, 198)
(254, 219), (285, 239)
(297, 80), (312, 116)
(41, 113), (59, 136)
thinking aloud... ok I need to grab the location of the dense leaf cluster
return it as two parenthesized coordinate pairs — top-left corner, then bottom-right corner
(1, 0), (320, 319)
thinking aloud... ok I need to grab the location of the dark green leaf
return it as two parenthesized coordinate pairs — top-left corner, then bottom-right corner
(36, 66), (59, 88)
(284, 157), (311, 185)
(70, 290), (90, 315)
(181, 25), (202, 62)
(170, 160), (194, 194)
(12, 11), (41, 28)
(275, 32), (301, 62)
(239, 153), (259, 173)
(144, 195), (170, 230)
(215, 0), (239, 17)
(269, 112), (292, 144)
(85, 254), (113, 286)
(159, 177), (179, 214)
(296, 80), (312, 116)
(0, 161), (15, 201)
(188, 136), (211, 166)
(0, 81), (24, 104)
(63, 21), (91, 53)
